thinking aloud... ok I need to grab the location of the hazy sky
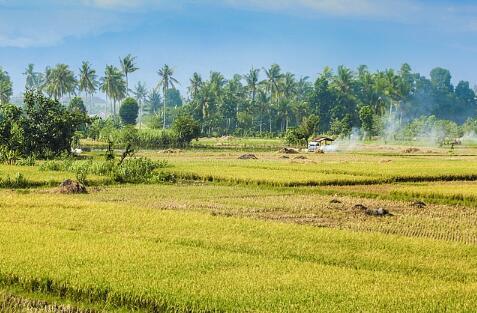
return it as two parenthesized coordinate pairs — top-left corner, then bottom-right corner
(1, 0), (477, 96)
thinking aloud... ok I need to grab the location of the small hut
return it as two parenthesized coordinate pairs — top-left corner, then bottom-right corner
(308, 136), (335, 152)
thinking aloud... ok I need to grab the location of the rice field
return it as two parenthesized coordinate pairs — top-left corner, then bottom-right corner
(139, 149), (477, 186)
(2, 144), (477, 311)
(1, 189), (477, 312)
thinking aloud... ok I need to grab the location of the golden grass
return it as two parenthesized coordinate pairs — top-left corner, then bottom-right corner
(137, 150), (477, 186)
(1, 189), (477, 312)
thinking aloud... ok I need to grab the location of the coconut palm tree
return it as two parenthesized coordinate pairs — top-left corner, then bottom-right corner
(0, 67), (13, 105)
(100, 65), (126, 115)
(244, 68), (260, 106)
(132, 81), (148, 127)
(120, 54), (138, 95)
(188, 72), (202, 100)
(157, 64), (178, 129)
(79, 61), (98, 112)
(263, 64), (283, 132)
(44, 64), (77, 101)
(146, 89), (161, 114)
(279, 72), (296, 130)
(23, 64), (44, 90)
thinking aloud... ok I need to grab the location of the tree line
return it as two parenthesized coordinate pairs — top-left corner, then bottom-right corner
(1, 58), (476, 138)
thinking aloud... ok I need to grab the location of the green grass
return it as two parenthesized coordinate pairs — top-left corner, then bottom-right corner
(1, 189), (477, 312)
(0, 164), (109, 188)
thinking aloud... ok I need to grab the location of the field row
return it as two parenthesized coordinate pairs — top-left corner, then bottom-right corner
(4, 182), (475, 245)
(1, 188), (477, 312)
(141, 151), (477, 186)
(3, 150), (477, 188)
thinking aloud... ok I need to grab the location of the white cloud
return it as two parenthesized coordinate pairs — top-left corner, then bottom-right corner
(0, 6), (124, 48)
(80, 0), (149, 9)
(222, 0), (419, 19)
(0, 0), (476, 48)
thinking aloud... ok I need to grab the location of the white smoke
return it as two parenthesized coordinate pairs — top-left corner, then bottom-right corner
(322, 128), (363, 152)
(461, 131), (477, 145)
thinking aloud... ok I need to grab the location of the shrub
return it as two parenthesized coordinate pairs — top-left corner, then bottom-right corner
(119, 97), (139, 125)
(0, 173), (28, 188)
(68, 97), (87, 114)
(172, 115), (200, 146)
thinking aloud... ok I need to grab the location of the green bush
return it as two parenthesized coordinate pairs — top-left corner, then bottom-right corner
(110, 157), (160, 183)
(38, 157), (170, 184)
(119, 97), (139, 125)
(0, 173), (28, 188)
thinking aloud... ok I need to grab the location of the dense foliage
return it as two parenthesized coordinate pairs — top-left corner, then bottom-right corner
(0, 91), (89, 158)
(3, 59), (477, 143)
(119, 97), (139, 125)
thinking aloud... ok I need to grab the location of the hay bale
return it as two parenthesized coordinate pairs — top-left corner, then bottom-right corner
(58, 179), (87, 194)
(365, 207), (392, 217)
(238, 154), (258, 160)
(403, 147), (420, 154)
(411, 200), (427, 208)
(160, 149), (181, 154)
(353, 204), (368, 210)
(279, 147), (299, 154)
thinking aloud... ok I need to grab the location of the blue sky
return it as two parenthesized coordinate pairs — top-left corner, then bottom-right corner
(1, 0), (477, 96)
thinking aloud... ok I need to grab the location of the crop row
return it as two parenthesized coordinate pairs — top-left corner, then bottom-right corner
(1, 190), (477, 311)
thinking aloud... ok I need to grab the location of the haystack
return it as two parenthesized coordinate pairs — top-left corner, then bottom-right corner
(58, 179), (87, 194)
(238, 154), (258, 160)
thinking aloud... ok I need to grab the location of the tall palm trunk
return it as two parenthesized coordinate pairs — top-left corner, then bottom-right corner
(163, 85), (167, 129)
(125, 74), (129, 96)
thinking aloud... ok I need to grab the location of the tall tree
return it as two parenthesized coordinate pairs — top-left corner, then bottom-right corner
(0, 67), (13, 105)
(146, 89), (161, 114)
(23, 64), (44, 90)
(157, 64), (178, 129)
(245, 68), (260, 105)
(132, 81), (148, 127)
(244, 68), (260, 130)
(188, 72), (202, 101)
(119, 54), (139, 95)
(79, 61), (98, 112)
(100, 65), (126, 115)
(263, 64), (283, 132)
(43, 64), (77, 101)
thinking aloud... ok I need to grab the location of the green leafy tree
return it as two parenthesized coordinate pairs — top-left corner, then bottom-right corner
(20, 91), (88, 157)
(119, 97), (139, 125)
(69, 96), (87, 114)
(165, 88), (183, 108)
(358, 105), (374, 138)
(285, 114), (320, 146)
(0, 103), (23, 153)
(172, 115), (200, 145)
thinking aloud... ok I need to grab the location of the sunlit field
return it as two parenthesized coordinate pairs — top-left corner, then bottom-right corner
(1, 188), (477, 312)
(2, 142), (477, 311)
(139, 146), (477, 186)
